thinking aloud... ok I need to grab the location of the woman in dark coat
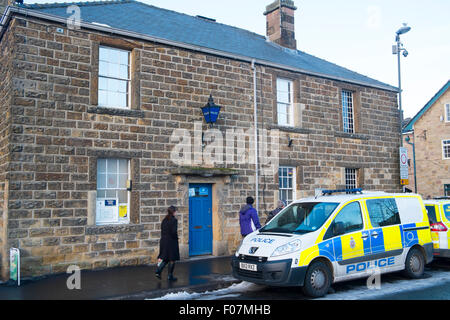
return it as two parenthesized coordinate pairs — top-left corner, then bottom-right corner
(155, 206), (180, 281)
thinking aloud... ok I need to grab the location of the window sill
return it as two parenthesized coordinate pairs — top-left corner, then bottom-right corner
(87, 106), (145, 118)
(86, 224), (144, 235)
(334, 131), (369, 141)
(269, 124), (311, 134)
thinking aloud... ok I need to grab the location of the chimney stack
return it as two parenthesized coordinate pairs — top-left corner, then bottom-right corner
(264, 0), (297, 50)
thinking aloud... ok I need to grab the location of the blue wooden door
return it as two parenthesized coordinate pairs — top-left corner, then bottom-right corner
(189, 184), (213, 256)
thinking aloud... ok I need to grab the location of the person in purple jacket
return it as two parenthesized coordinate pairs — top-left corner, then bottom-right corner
(239, 196), (261, 238)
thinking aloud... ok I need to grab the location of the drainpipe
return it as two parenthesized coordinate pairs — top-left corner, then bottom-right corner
(251, 59), (259, 212)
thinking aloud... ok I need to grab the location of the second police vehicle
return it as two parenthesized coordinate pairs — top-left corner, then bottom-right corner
(424, 198), (450, 258)
(232, 189), (434, 297)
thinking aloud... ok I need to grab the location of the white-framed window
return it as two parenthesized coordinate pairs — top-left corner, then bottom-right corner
(96, 158), (130, 225)
(443, 140), (450, 160)
(277, 78), (294, 127)
(279, 166), (296, 204)
(98, 46), (131, 109)
(445, 104), (450, 122)
(342, 90), (355, 133)
(345, 168), (358, 191)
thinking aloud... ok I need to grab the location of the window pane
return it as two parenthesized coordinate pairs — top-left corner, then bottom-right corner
(277, 79), (289, 94)
(97, 173), (106, 189)
(98, 90), (108, 107)
(366, 198), (401, 227)
(97, 159), (106, 173)
(425, 206), (438, 224)
(118, 190), (128, 204)
(335, 202), (363, 233)
(108, 159), (117, 173)
(97, 190), (106, 198)
(107, 174), (117, 188)
(105, 190), (116, 198)
(119, 159), (128, 174)
(118, 173), (128, 189)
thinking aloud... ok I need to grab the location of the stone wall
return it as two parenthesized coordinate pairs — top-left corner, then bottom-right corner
(0, 15), (401, 278)
(0, 17), (15, 279)
(412, 88), (450, 198)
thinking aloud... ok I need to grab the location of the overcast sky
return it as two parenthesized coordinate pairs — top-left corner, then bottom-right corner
(24, 0), (450, 118)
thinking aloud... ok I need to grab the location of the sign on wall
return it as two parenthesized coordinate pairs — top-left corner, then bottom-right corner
(96, 198), (119, 224)
(399, 147), (409, 185)
(10, 248), (20, 286)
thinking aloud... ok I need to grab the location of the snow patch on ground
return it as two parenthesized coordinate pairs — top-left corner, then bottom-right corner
(319, 270), (450, 300)
(151, 281), (263, 300)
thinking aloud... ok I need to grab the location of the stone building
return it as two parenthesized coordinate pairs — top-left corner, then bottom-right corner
(403, 80), (450, 198)
(0, 0), (401, 279)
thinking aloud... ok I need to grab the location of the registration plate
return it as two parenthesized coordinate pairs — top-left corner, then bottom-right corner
(239, 262), (257, 272)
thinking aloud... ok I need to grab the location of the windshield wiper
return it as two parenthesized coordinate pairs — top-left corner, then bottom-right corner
(293, 229), (313, 234)
(260, 228), (291, 234)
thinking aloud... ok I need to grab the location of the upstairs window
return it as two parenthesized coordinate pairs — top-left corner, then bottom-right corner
(445, 104), (450, 122)
(98, 46), (131, 109)
(277, 78), (294, 127)
(443, 140), (450, 160)
(342, 90), (355, 133)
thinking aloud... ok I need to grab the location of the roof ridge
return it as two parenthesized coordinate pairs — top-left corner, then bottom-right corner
(24, 0), (134, 9)
(403, 79), (450, 132)
(24, 0), (267, 41)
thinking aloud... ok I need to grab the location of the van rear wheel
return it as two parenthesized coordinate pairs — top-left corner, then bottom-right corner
(302, 261), (331, 298)
(404, 247), (425, 279)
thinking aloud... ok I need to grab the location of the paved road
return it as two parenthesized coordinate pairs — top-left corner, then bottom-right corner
(155, 259), (450, 300)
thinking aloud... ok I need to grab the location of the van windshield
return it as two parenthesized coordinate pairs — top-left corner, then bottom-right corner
(260, 202), (339, 234)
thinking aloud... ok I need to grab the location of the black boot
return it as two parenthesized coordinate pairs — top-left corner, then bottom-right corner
(168, 262), (177, 281)
(155, 260), (168, 280)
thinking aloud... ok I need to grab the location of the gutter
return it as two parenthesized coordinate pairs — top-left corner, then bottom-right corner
(1, 6), (399, 93)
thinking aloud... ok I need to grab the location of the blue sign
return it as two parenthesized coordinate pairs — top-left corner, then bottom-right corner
(199, 187), (209, 196)
(105, 200), (117, 207)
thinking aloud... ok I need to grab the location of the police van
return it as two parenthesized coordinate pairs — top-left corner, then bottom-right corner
(424, 198), (450, 258)
(232, 189), (433, 297)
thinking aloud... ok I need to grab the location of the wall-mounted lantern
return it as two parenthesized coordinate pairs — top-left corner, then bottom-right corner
(201, 94), (221, 126)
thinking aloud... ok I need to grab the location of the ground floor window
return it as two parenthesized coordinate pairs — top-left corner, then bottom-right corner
(345, 168), (358, 191)
(96, 158), (130, 225)
(445, 184), (450, 197)
(279, 166), (296, 204)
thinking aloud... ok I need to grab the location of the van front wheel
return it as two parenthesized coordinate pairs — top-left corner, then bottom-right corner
(301, 261), (331, 298)
(404, 247), (425, 279)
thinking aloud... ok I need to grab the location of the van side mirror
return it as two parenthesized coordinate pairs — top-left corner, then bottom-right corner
(333, 222), (345, 236)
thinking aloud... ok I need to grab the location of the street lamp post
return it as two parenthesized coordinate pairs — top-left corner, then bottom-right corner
(405, 135), (417, 193)
(393, 24), (411, 147)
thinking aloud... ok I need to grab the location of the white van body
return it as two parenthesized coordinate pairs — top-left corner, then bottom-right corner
(232, 191), (433, 297)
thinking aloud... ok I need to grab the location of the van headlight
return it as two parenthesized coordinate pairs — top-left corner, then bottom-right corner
(271, 239), (302, 257)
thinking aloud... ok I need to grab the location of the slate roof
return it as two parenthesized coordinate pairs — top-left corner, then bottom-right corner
(403, 80), (450, 132)
(21, 0), (397, 92)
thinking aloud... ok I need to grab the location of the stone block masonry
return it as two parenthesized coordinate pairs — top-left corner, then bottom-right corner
(0, 15), (400, 278)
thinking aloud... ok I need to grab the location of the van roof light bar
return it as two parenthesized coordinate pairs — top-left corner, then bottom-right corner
(321, 188), (363, 196)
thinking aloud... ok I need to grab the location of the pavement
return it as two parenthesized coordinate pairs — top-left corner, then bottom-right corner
(0, 256), (240, 300)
